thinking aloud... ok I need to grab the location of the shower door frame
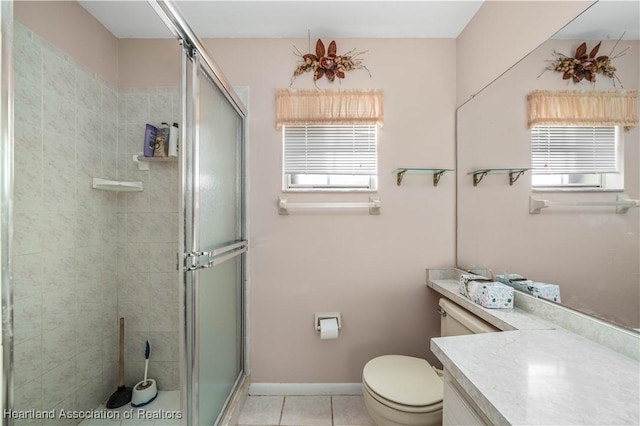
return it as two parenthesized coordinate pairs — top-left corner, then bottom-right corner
(0, 1), (13, 423)
(148, 1), (249, 425)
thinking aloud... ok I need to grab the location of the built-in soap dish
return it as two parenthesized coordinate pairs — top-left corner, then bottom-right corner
(92, 178), (143, 192)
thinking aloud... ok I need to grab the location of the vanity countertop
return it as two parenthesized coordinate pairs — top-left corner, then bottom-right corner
(428, 278), (556, 331)
(432, 329), (640, 425)
(427, 270), (640, 425)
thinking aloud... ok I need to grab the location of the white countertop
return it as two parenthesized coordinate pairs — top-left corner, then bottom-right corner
(429, 279), (556, 331)
(428, 274), (640, 425)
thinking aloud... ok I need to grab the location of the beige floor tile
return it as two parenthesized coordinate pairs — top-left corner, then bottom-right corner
(332, 395), (375, 426)
(280, 396), (332, 426)
(237, 395), (284, 426)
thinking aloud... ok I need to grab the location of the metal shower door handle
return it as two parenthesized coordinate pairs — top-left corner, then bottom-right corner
(185, 240), (247, 271)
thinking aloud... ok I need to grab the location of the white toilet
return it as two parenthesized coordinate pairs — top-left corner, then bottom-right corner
(362, 298), (498, 426)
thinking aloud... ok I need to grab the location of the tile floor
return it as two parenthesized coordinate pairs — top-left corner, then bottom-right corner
(78, 391), (182, 426)
(237, 395), (375, 426)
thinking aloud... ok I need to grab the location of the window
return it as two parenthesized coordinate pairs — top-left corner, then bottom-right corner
(531, 125), (623, 190)
(283, 124), (378, 191)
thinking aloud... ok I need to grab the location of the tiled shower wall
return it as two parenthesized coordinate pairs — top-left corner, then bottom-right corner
(116, 88), (180, 390)
(12, 22), (120, 422)
(12, 22), (181, 423)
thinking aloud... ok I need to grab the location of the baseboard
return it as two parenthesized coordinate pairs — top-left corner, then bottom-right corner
(249, 382), (362, 396)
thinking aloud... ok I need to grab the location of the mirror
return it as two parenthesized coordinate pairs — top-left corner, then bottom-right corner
(456, 0), (639, 331)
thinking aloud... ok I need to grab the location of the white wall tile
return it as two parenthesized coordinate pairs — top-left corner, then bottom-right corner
(13, 376), (43, 412)
(13, 295), (42, 344)
(13, 253), (43, 300)
(42, 324), (77, 372)
(14, 79), (42, 129)
(14, 337), (43, 388)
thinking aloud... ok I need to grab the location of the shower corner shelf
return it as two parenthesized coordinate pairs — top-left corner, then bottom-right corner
(392, 168), (454, 187)
(134, 154), (178, 170)
(467, 168), (529, 187)
(92, 178), (143, 192)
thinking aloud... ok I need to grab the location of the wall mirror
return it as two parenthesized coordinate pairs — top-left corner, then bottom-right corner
(456, 0), (639, 331)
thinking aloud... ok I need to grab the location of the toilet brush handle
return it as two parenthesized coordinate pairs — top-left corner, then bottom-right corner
(143, 359), (149, 385)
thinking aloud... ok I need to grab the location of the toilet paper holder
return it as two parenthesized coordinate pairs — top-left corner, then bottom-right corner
(314, 312), (342, 332)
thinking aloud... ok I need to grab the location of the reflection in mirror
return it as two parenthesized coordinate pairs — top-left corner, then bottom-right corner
(456, 0), (639, 331)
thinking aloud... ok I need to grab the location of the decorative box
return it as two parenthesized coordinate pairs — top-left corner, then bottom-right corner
(529, 282), (561, 303)
(466, 281), (514, 309)
(459, 273), (488, 298)
(495, 274), (561, 303)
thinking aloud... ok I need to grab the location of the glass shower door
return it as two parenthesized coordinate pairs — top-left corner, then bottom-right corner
(185, 51), (246, 425)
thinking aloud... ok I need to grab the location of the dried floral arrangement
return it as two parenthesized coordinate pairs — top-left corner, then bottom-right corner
(545, 37), (629, 86)
(290, 39), (370, 86)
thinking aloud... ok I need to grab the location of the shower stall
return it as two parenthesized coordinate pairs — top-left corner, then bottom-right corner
(2, 1), (248, 424)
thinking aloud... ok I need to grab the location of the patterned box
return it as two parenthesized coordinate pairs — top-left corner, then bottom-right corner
(466, 281), (514, 309)
(495, 274), (561, 303)
(459, 273), (488, 298)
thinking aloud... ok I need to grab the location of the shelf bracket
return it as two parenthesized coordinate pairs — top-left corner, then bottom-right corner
(433, 170), (445, 187)
(472, 171), (488, 187)
(396, 169), (407, 186)
(133, 154), (150, 171)
(509, 170), (526, 185)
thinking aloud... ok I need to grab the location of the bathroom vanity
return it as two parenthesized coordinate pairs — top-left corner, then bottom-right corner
(427, 268), (640, 426)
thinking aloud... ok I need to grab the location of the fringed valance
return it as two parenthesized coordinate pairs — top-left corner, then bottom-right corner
(276, 88), (384, 130)
(528, 90), (638, 130)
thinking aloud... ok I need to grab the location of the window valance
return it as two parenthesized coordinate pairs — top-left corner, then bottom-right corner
(527, 90), (638, 130)
(276, 88), (384, 130)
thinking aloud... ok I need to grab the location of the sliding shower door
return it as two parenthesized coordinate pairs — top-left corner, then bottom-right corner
(183, 50), (247, 425)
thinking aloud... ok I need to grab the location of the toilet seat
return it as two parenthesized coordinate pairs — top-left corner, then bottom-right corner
(362, 355), (443, 413)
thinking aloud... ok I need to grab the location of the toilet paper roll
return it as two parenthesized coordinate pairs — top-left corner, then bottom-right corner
(319, 318), (339, 340)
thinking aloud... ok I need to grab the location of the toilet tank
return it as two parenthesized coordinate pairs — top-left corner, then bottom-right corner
(439, 298), (499, 336)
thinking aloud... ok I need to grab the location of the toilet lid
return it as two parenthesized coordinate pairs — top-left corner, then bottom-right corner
(363, 355), (443, 407)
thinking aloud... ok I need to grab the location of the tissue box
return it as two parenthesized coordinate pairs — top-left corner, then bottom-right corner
(466, 281), (514, 309)
(529, 282), (561, 303)
(459, 273), (488, 298)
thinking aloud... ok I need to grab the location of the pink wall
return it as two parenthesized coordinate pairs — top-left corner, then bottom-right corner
(202, 38), (457, 382)
(456, 0), (593, 107)
(15, 0), (119, 86)
(457, 39), (639, 329)
(118, 39), (180, 88)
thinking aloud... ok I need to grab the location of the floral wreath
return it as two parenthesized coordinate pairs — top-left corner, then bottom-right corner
(545, 38), (628, 86)
(290, 39), (370, 86)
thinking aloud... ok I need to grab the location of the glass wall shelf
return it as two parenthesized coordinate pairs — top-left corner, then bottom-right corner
(467, 168), (529, 186)
(392, 168), (454, 186)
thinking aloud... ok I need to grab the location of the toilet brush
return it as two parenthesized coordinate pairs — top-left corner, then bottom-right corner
(131, 340), (158, 407)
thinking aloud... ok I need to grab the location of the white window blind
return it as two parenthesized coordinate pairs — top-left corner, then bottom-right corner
(284, 124), (377, 176)
(531, 125), (618, 175)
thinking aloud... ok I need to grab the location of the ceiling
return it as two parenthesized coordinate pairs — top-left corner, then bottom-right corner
(552, 0), (640, 41)
(78, 0), (640, 42)
(77, 1), (484, 39)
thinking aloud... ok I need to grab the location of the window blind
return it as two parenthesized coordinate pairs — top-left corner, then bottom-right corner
(531, 126), (618, 174)
(284, 125), (377, 175)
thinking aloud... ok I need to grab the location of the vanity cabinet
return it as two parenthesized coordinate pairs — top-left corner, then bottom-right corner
(442, 370), (490, 426)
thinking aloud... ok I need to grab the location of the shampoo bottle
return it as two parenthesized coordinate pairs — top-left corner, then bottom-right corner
(143, 124), (157, 157)
(168, 122), (179, 157)
(154, 122), (170, 157)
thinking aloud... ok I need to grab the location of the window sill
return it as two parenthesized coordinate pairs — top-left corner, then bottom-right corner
(532, 188), (625, 193)
(282, 188), (378, 193)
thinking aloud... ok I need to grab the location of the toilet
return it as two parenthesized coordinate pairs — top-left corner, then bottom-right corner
(362, 298), (499, 426)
